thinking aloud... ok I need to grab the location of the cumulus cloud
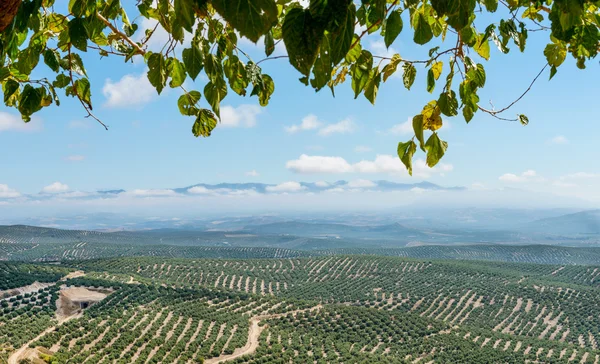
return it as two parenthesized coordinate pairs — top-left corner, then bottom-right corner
(548, 135), (569, 145)
(0, 112), (42, 132)
(42, 182), (70, 194)
(286, 155), (354, 174)
(286, 154), (452, 178)
(388, 119), (413, 135)
(266, 182), (306, 193)
(355, 145), (372, 153)
(245, 170), (260, 177)
(103, 73), (155, 108)
(0, 184), (20, 198)
(220, 105), (262, 128)
(499, 170), (538, 183)
(347, 179), (376, 188)
(318, 119), (355, 136)
(66, 155), (85, 162)
(285, 114), (322, 133)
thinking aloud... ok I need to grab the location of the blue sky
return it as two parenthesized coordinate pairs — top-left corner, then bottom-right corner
(1, 6), (599, 218)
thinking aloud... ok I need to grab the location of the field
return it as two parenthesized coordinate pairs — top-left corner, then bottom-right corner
(1, 253), (600, 363)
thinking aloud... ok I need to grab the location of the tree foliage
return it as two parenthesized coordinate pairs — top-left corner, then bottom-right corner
(0, 0), (598, 171)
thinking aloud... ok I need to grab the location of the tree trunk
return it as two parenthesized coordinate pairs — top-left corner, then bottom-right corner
(0, 0), (22, 33)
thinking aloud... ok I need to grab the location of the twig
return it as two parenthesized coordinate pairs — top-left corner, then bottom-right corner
(478, 63), (548, 120)
(67, 46), (109, 130)
(96, 12), (146, 55)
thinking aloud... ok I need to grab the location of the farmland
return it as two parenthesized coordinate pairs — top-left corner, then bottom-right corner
(1, 253), (600, 363)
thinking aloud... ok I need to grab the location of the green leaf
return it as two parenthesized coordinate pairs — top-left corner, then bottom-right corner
(52, 74), (71, 89)
(412, 12), (433, 45)
(402, 63), (416, 90)
(412, 114), (425, 150)
(426, 68), (436, 93)
(329, 3), (356, 66)
(544, 43), (567, 67)
(178, 91), (201, 116)
(147, 53), (168, 94)
(192, 109), (218, 137)
(43, 50), (60, 73)
(224, 56), (249, 96)
(168, 59), (187, 88)
(212, 0), (278, 43)
(474, 35), (490, 60)
(466, 63), (486, 87)
(3, 79), (20, 106)
(350, 50), (373, 98)
(438, 91), (458, 117)
(364, 70), (381, 105)
(18, 85), (43, 122)
(282, 8), (325, 76)
(182, 46), (204, 81)
(68, 18), (88, 52)
(518, 114), (529, 126)
(204, 78), (228, 117)
(397, 140), (417, 175)
(382, 54), (401, 82)
(74, 78), (92, 108)
(549, 65), (557, 80)
(264, 30), (275, 57)
(174, 0), (195, 32)
(425, 133), (447, 167)
(483, 0), (498, 12)
(384, 10), (403, 49)
(251, 74), (275, 106)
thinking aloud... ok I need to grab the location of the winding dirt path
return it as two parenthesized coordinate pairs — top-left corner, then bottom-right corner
(205, 304), (322, 364)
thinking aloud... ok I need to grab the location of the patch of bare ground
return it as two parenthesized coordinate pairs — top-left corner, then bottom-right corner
(204, 305), (322, 364)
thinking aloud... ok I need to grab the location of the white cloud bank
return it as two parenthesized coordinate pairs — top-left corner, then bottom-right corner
(286, 154), (453, 178)
(499, 170), (538, 183)
(548, 135), (569, 145)
(318, 119), (355, 136)
(265, 181), (306, 193)
(286, 115), (355, 136)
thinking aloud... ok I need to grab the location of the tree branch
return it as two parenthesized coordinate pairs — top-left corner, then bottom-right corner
(0, 0), (22, 33)
(96, 13), (146, 55)
(478, 63), (548, 120)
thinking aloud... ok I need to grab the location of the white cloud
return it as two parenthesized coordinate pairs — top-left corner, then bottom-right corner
(315, 181), (330, 187)
(220, 105), (262, 128)
(286, 155), (354, 174)
(66, 155), (85, 162)
(0, 112), (42, 132)
(131, 189), (176, 197)
(368, 40), (397, 61)
(388, 119), (413, 135)
(187, 186), (212, 194)
(0, 184), (20, 198)
(266, 182), (306, 193)
(286, 154), (452, 178)
(245, 170), (260, 177)
(355, 145), (372, 153)
(499, 170), (538, 183)
(318, 119), (355, 136)
(548, 135), (569, 145)
(103, 73), (155, 108)
(347, 179), (376, 188)
(135, 18), (170, 51)
(560, 172), (598, 180)
(285, 114), (322, 133)
(42, 182), (70, 194)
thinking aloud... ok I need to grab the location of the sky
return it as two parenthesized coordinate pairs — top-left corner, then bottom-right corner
(1, 5), (599, 220)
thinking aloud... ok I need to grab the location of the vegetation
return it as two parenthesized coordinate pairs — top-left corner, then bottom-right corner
(2, 255), (600, 363)
(1, 0), (599, 171)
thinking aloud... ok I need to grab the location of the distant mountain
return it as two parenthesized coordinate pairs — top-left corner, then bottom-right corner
(245, 221), (426, 240)
(524, 210), (600, 235)
(175, 180), (463, 194)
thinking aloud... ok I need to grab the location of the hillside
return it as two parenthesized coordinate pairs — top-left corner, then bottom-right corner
(524, 210), (600, 235)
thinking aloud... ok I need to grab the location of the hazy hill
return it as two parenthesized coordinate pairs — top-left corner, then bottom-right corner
(524, 210), (600, 235)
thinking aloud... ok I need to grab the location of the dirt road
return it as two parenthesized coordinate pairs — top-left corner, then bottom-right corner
(205, 304), (322, 364)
